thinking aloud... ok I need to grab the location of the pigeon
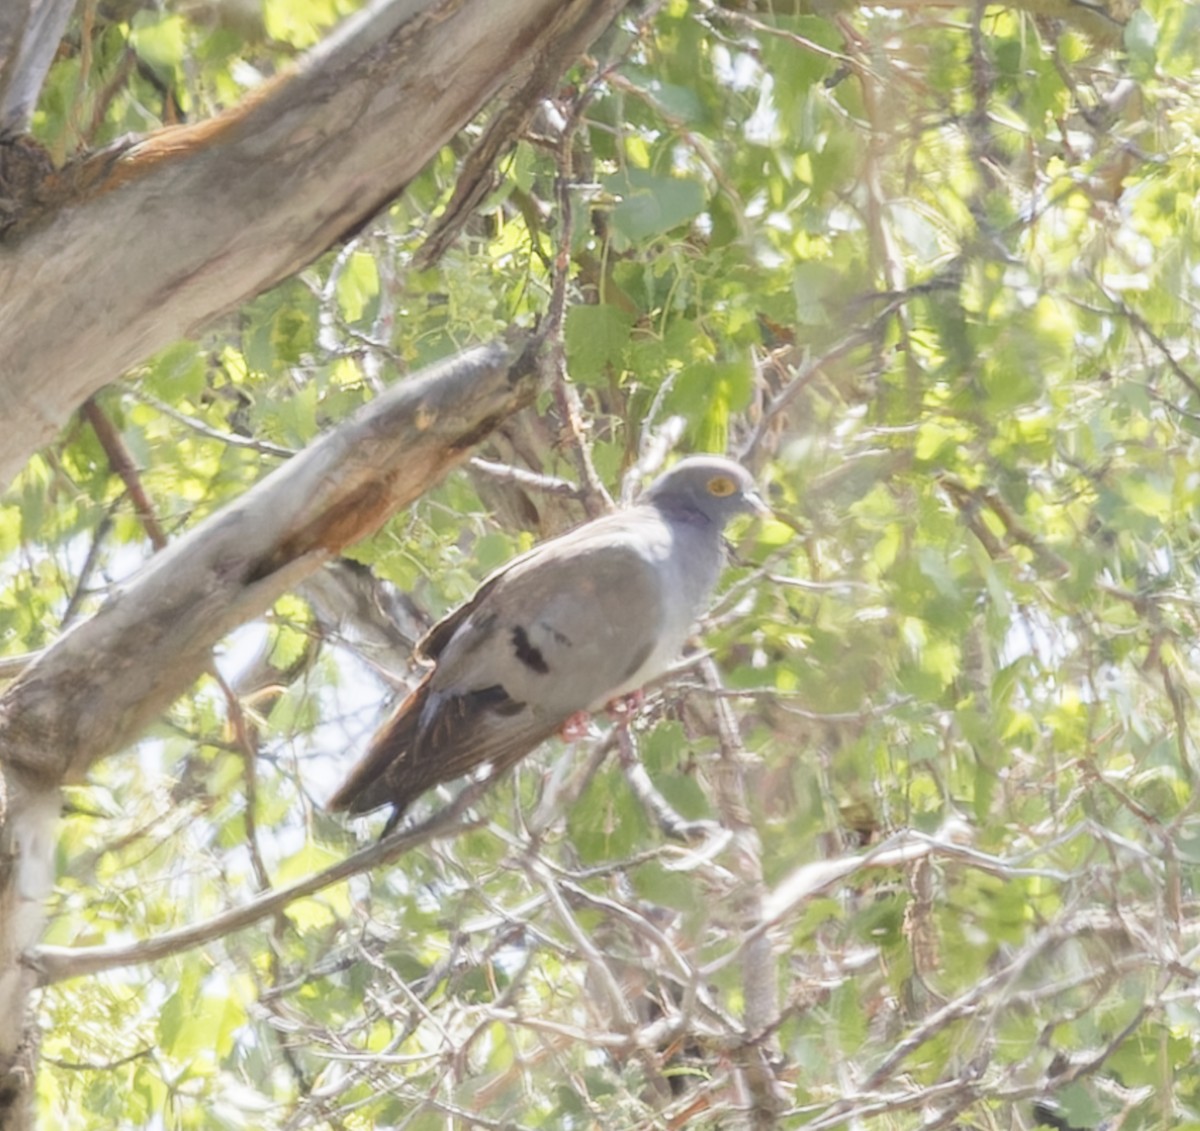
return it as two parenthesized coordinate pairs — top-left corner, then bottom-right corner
(328, 455), (768, 830)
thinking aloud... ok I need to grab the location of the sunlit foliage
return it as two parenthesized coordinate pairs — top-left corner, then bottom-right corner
(8, 0), (1200, 1126)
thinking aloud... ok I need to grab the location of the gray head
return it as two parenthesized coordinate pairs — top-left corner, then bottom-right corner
(643, 456), (769, 527)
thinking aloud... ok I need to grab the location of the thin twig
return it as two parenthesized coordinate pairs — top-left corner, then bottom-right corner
(546, 95), (611, 516)
(213, 671), (273, 892)
(468, 457), (583, 499)
(43, 1046), (153, 1072)
(127, 388), (296, 458)
(738, 314), (899, 463)
(58, 506), (114, 630)
(82, 397), (168, 550)
(616, 723), (720, 842)
(700, 657), (785, 1125)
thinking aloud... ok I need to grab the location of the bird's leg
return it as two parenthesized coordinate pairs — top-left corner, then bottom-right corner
(558, 711), (593, 741)
(558, 691), (644, 742)
(606, 689), (645, 721)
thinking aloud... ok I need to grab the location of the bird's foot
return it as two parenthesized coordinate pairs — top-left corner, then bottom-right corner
(605, 689), (645, 721)
(558, 711), (593, 741)
(559, 692), (643, 742)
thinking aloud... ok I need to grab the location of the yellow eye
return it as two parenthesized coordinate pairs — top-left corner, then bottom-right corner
(707, 475), (736, 497)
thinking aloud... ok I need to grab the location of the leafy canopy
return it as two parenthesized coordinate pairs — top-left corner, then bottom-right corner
(8, 0), (1200, 1127)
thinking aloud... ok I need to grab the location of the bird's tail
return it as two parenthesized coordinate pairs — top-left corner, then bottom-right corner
(327, 676), (431, 817)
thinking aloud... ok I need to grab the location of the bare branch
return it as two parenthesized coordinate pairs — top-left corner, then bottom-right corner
(1, 336), (543, 785)
(0, 0), (628, 489)
(28, 779), (493, 986)
(700, 657), (786, 1126)
(81, 397), (169, 552)
(0, 0), (76, 132)
(126, 388), (297, 459)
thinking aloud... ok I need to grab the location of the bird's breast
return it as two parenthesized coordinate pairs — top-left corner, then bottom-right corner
(594, 520), (722, 703)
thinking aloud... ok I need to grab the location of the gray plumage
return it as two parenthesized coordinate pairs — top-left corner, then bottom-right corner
(328, 455), (767, 828)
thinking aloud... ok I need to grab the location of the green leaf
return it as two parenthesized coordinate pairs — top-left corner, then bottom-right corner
(1047, 1085), (1104, 1129)
(129, 12), (186, 75)
(564, 303), (635, 384)
(632, 860), (701, 912)
(603, 168), (706, 241)
(1124, 9), (1158, 72)
(336, 251), (380, 323)
(144, 341), (207, 404)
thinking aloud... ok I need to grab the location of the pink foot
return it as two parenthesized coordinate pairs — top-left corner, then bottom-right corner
(558, 711), (592, 741)
(605, 690), (644, 720)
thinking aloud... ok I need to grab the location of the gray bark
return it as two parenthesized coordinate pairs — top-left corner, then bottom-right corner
(0, 1), (627, 1120)
(0, 0), (77, 132)
(0, 335), (545, 1126)
(0, 0), (626, 490)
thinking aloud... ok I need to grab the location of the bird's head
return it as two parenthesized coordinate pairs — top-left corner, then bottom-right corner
(643, 455), (770, 526)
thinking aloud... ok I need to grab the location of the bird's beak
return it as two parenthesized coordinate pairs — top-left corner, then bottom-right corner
(746, 489), (773, 518)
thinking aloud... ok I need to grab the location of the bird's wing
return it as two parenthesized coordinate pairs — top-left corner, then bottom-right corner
(331, 507), (686, 821)
(417, 565), (509, 662)
(326, 674), (562, 818)
(430, 508), (674, 716)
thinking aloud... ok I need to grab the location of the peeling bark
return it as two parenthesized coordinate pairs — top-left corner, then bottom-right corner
(0, 335), (545, 1124)
(0, 0), (627, 489)
(1, 337), (541, 781)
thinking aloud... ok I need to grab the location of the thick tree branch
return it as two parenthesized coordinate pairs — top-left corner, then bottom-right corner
(0, 335), (543, 1117)
(0, 0), (627, 490)
(0, 335), (542, 785)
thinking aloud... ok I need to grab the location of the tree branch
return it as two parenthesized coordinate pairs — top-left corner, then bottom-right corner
(0, 335), (545, 1110)
(0, 0), (628, 490)
(27, 780), (493, 986)
(0, 335), (544, 784)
